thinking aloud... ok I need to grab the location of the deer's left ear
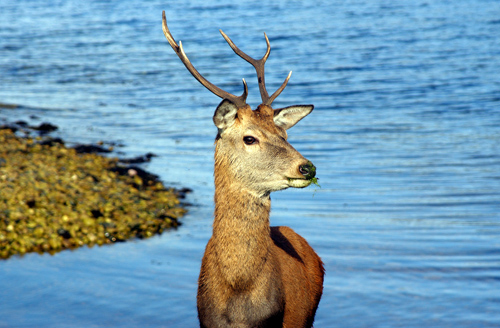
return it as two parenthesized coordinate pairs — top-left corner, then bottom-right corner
(273, 105), (314, 130)
(213, 99), (239, 131)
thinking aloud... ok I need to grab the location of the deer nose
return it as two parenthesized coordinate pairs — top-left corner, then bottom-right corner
(299, 161), (316, 179)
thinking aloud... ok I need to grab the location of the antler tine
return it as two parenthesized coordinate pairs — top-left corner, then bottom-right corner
(266, 71), (292, 106)
(162, 11), (247, 107)
(220, 30), (287, 106)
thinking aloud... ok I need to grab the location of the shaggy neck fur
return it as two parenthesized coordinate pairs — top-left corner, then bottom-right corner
(212, 140), (272, 290)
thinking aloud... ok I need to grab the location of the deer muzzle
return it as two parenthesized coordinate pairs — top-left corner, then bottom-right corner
(299, 161), (316, 180)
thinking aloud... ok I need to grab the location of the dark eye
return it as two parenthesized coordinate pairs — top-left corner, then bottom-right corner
(243, 136), (258, 145)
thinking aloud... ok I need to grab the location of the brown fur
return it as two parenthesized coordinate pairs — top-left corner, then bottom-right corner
(161, 12), (323, 326)
(197, 105), (324, 328)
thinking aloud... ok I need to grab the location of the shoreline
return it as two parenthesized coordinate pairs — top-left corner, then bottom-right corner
(0, 120), (189, 260)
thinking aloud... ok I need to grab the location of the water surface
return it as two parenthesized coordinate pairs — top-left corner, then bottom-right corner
(1, 0), (499, 327)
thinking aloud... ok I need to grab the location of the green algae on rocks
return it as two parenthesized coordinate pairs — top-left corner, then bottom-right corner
(0, 129), (186, 259)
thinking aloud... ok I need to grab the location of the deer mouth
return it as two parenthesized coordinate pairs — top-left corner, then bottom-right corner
(287, 177), (312, 188)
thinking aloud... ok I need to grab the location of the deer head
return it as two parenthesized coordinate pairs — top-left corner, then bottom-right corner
(162, 11), (316, 197)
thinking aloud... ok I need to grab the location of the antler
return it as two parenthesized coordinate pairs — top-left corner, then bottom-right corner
(219, 30), (292, 106)
(162, 11), (248, 108)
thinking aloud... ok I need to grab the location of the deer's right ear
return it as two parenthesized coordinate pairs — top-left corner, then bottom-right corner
(213, 99), (238, 131)
(273, 105), (314, 130)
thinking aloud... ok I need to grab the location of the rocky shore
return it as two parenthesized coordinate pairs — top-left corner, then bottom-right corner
(0, 122), (187, 259)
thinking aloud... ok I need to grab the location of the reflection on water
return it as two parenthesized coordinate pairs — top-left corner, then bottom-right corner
(1, 0), (500, 327)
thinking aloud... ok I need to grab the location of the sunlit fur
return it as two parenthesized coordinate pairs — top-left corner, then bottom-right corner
(197, 103), (324, 328)
(215, 105), (311, 196)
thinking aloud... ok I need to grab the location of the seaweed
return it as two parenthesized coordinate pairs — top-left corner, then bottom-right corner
(0, 129), (187, 259)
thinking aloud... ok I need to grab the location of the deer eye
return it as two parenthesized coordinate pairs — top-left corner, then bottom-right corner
(243, 136), (258, 145)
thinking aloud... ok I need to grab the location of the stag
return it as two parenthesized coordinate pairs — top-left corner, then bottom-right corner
(162, 11), (324, 328)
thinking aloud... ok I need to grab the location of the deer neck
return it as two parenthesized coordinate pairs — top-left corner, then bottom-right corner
(212, 145), (272, 290)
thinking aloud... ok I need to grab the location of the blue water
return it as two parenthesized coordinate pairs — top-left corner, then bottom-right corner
(1, 0), (500, 327)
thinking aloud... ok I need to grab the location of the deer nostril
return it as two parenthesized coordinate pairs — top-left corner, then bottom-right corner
(299, 165), (309, 175)
(299, 161), (316, 179)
